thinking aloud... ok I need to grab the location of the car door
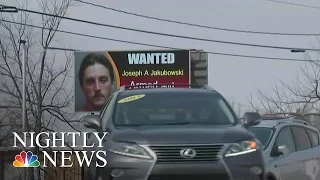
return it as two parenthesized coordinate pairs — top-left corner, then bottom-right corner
(271, 126), (300, 180)
(305, 128), (320, 180)
(290, 126), (318, 180)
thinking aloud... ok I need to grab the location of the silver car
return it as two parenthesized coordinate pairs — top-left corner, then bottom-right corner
(248, 117), (320, 180)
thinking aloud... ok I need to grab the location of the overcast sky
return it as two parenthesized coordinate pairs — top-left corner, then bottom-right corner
(2, 0), (320, 112)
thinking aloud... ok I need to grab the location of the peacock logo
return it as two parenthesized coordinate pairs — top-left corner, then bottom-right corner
(13, 151), (40, 167)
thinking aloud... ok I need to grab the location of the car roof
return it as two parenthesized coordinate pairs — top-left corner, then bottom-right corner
(251, 117), (316, 130)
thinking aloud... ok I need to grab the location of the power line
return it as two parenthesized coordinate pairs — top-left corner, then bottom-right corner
(48, 46), (319, 63)
(0, 105), (21, 109)
(0, 20), (185, 50)
(2, 19), (319, 63)
(259, 0), (320, 10)
(14, 8), (320, 52)
(47, 47), (80, 51)
(74, 0), (320, 36)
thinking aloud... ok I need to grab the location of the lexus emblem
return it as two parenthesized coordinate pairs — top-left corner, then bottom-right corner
(180, 148), (196, 158)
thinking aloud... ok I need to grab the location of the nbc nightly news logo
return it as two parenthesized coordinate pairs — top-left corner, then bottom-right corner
(12, 132), (109, 168)
(13, 151), (40, 167)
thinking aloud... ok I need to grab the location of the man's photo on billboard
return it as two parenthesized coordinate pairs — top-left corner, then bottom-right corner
(74, 52), (117, 112)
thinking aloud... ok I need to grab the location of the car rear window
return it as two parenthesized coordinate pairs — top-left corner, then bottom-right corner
(113, 92), (237, 126)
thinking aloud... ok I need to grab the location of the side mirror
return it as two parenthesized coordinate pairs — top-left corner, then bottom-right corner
(277, 145), (289, 156)
(83, 114), (102, 130)
(271, 145), (289, 157)
(243, 112), (261, 127)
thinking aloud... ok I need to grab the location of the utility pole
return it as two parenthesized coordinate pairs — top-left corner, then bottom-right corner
(19, 39), (27, 133)
(19, 39), (27, 180)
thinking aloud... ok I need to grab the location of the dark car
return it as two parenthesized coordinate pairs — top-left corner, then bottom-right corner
(83, 85), (265, 180)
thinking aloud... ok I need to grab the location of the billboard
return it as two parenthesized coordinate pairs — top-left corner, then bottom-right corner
(74, 50), (191, 112)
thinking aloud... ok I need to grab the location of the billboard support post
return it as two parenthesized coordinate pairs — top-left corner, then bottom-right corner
(190, 49), (208, 86)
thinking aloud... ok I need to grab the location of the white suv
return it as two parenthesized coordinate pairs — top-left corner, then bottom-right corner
(248, 117), (320, 180)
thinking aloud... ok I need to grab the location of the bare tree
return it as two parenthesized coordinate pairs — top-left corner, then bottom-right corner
(248, 53), (320, 120)
(228, 97), (257, 117)
(228, 97), (241, 117)
(0, 108), (22, 147)
(0, 0), (82, 179)
(228, 97), (236, 110)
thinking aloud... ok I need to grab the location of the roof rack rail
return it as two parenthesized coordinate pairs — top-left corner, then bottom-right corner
(259, 116), (312, 126)
(277, 119), (311, 126)
(117, 84), (213, 92)
(261, 116), (288, 120)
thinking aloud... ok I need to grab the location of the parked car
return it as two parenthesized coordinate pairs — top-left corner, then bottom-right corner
(83, 84), (265, 180)
(248, 117), (320, 180)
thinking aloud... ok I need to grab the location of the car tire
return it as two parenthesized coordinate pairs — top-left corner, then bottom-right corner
(96, 167), (112, 180)
(84, 166), (97, 180)
(266, 175), (277, 180)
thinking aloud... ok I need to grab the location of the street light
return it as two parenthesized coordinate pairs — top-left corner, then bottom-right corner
(0, 5), (18, 12)
(19, 38), (28, 180)
(291, 49), (306, 53)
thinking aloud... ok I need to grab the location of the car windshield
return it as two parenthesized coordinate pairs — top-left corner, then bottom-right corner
(113, 92), (237, 126)
(248, 127), (274, 147)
